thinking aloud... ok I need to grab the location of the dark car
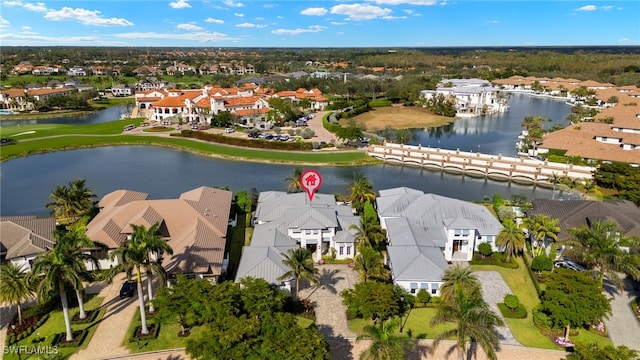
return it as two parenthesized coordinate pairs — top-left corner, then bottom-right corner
(119, 281), (136, 298)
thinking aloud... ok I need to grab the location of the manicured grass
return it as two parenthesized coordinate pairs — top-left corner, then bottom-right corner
(0, 119), (377, 164)
(3, 296), (105, 360)
(347, 308), (455, 340)
(124, 310), (206, 353)
(226, 213), (248, 280)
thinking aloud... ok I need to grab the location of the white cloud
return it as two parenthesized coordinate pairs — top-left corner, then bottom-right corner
(263, 4), (275, 8)
(601, 5), (613, 10)
(22, 25), (31, 30)
(301, 7), (328, 16)
(271, 25), (325, 35)
(255, 17), (265, 21)
(618, 37), (639, 44)
(331, 21), (346, 25)
(169, 0), (191, 9)
(236, 22), (266, 28)
(0, 16), (9, 25)
(369, 0), (437, 4)
(205, 17), (224, 24)
(234, 13), (244, 17)
(223, 0), (244, 7)
(382, 15), (407, 20)
(177, 23), (204, 31)
(330, 4), (392, 20)
(2, 1), (48, 12)
(488, 20), (499, 24)
(115, 31), (234, 42)
(576, 5), (596, 11)
(44, 7), (134, 26)
(0, 31), (99, 45)
(404, 9), (414, 14)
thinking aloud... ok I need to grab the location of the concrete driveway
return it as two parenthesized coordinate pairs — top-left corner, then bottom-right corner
(603, 277), (640, 351)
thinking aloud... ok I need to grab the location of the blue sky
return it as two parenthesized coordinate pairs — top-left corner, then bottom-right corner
(1, 0), (638, 47)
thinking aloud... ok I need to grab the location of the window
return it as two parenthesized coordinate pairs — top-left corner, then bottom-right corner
(431, 283), (440, 295)
(292, 229), (301, 234)
(420, 283), (428, 290)
(454, 229), (462, 236)
(462, 229), (470, 236)
(410, 283), (418, 294)
(339, 246), (344, 255)
(346, 246), (351, 255)
(305, 230), (311, 235)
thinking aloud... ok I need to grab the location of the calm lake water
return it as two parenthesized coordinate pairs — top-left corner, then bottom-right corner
(0, 105), (127, 126)
(0, 93), (574, 216)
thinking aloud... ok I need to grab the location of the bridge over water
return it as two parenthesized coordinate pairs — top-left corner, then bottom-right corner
(367, 143), (594, 185)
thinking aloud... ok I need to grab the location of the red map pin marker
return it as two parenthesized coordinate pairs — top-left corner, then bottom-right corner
(300, 170), (322, 202)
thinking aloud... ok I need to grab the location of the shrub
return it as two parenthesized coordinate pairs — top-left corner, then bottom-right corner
(177, 130), (313, 151)
(531, 255), (553, 272)
(272, 126), (281, 134)
(369, 99), (392, 107)
(532, 305), (552, 331)
(498, 303), (527, 319)
(416, 289), (431, 307)
(504, 294), (520, 311)
(478, 243), (493, 257)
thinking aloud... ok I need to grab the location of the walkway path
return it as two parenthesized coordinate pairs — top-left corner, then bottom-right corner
(475, 271), (521, 346)
(71, 274), (140, 360)
(603, 277), (640, 351)
(298, 264), (358, 359)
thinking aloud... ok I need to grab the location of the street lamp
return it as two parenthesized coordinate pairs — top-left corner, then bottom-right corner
(399, 295), (414, 333)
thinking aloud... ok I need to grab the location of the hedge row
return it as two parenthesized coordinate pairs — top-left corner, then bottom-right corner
(522, 253), (543, 297)
(469, 252), (519, 269)
(128, 323), (161, 343)
(175, 130), (313, 151)
(368, 99), (392, 107)
(323, 112), (341, 133)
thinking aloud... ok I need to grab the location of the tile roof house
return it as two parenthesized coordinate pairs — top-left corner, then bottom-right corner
(377, 187), (503, 295)
(527, 199), (640, 241)
(85, 186), (233, 281)
(235, 191), (360, 293)
(0, 216), (57, 271)
(420, 78), (509, 117)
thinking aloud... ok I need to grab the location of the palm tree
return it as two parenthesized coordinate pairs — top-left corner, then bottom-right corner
(350, 223), (387, 252)
(145, 257), (170, 314)
(566, 220), (640, 290)
(523, 214), (560, 256)
(431, 286), (504, 360)
(106, 222), (173, 335)
(285, 167), (304, 193)
(496, 219), (526, 263)
(69, 178), (97, 219)
(548, 172), (563, 199)
(0, 263), (33, 326)
(53, 226), (100, 320)
(277, 248), (320, 299)
(45, 179), (97, 226)
(356, 318), (414, 360)
(31, 241), (87, 341)
(46, 185), (74, 225)
(354, 247), (390, 282)
(439, 265), (481, 306)
(348, 171), (376, 213)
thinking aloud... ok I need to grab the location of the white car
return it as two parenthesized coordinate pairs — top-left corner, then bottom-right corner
(554, 259), (586, 272)
(225, 128), (235, 133)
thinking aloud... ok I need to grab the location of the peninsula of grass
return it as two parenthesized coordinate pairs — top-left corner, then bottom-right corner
(0, 120), (376, 165)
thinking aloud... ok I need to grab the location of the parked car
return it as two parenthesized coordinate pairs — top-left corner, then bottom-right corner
(225, 128), (235, 133)
(119, 281), (136, 298)
(554, 259), (586, 272)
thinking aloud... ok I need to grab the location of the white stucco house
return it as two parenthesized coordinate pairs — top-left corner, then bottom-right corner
(235, 191), (360, 292)
(377, 187), (503, 295)
(420, 78), (509, 117)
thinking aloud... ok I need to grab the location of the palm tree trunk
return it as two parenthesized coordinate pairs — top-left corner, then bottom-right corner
(295, 277), (300, 299)
(136, 267), (149, 335)
(76, 289), (86, 319)
(59, 283), (74, 342)
(147, 273), (155, 313)
(565, 323), (571, 342)
(17, 302), (23, 326)
(457, 344), (464, 360)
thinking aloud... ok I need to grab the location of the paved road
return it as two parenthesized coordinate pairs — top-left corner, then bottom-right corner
(475, 271), (522, 346)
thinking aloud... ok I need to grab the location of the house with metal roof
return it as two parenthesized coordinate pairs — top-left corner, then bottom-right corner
(0, 216), (57, 271)
(377, 187), (503, 295)
(235, 191), (360, 292)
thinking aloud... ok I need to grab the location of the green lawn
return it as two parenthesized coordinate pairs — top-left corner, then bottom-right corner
(124, 310), (207, 353)
(226, 212), (248, 280)
(471, 258), (612, 350)
(347, 308), (455, 340)
(0, 120), (376, 165)
(3, 296), (105, 360)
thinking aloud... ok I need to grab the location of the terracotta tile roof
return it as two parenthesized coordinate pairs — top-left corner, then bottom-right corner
(224, 95), (262, 107)
(86, 186), (232, 276)
(195, 97), (211, 108)
(539, 122), (640, 164)
(1, 88), (26, 97)
(234, 108), (270, 117)
(27, 87), (70, 96)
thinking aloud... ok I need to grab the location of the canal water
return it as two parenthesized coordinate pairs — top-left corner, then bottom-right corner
(0, 93), (574, 216)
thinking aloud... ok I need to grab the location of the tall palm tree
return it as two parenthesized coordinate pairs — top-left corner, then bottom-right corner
(354, 246), (390, 282)
(431, 286), (504, 360)
(0, 263), (33, 326)
(31, 241), (87, 341)
(548, 172), (563, 199)
(439, 265), (481, 306)
(356, 318), (414, 360)
(285, 167), (304, 193)
(69, 178), (97, 219)
(106, 222), (173, 335)
(46, 185), (74, 225)
(277, 248), (320, 299)
(523, 214), (560, 256)
(53, 226), (100, 320)
(566, 220), (640, 290)
(495, 219), (526, 263)
(45, 179), (97, 226)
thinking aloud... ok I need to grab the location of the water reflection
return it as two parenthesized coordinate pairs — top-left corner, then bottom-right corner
(0, 105), (127, 126)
